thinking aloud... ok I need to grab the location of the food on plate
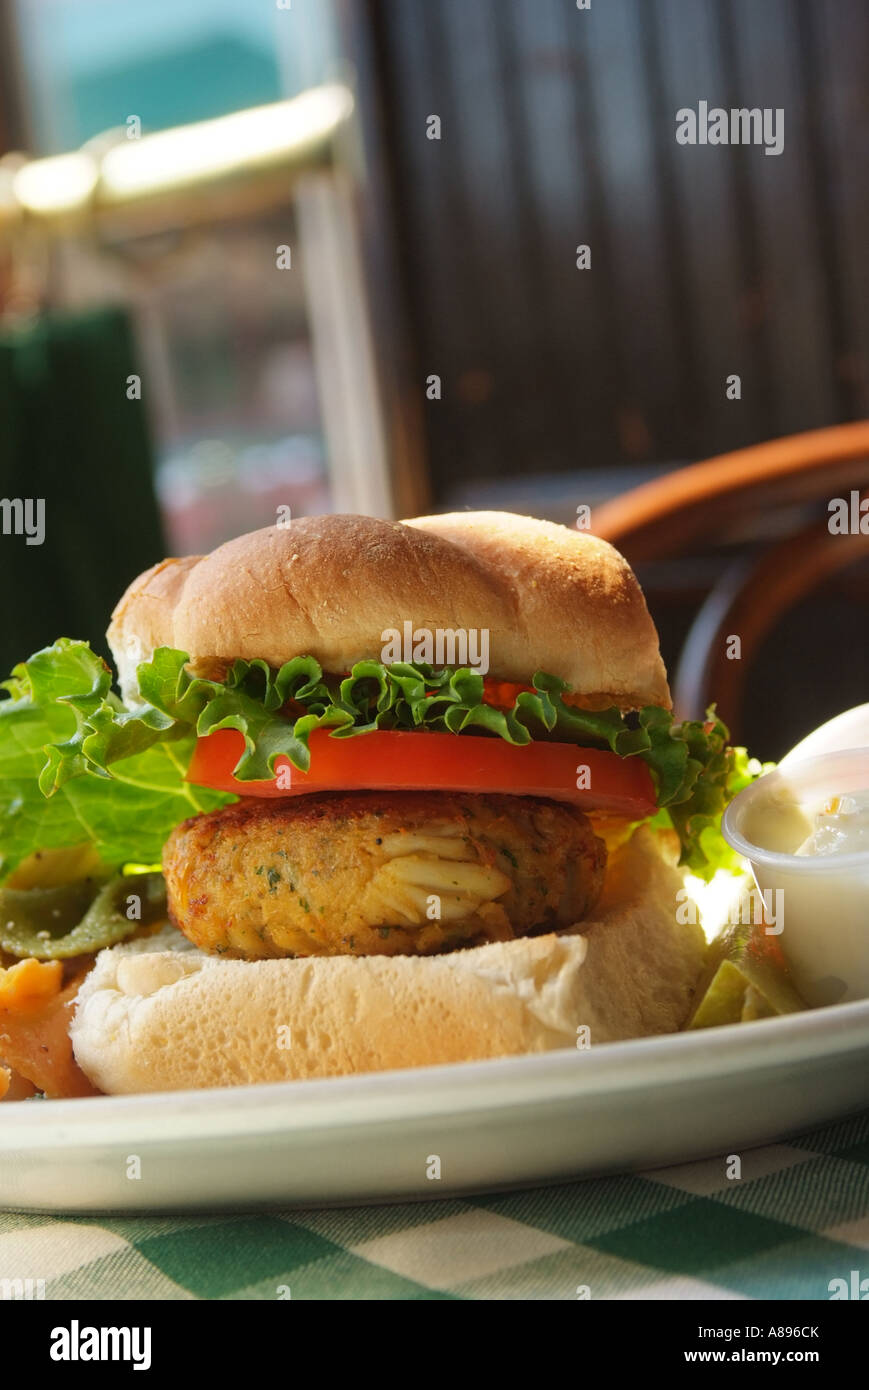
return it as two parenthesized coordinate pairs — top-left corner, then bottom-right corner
(72, 826), (705, 1093)
(0, 869), (166, 959)
(722, 748), (869, 1007)
(162, 791), (607, 958)
(0, 511), (761, 1097)
(0, 957), (98, 1099)
(687, 915), (806, 1028)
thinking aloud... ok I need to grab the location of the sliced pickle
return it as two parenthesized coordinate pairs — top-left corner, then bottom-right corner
(687, 920), (807, 1029)
(5, 844), (112, 891)
(0, 872), (167, 959)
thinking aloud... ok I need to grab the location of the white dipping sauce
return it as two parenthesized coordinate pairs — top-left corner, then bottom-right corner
(722, 749), (869, 1007)
(796, 793), (869, 857)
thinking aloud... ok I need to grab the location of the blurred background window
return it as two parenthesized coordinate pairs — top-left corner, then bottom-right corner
(18, 0), (287, 149)
(6, 0), (348, 558)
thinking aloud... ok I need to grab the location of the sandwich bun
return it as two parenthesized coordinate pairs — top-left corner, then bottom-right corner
(70, 828), (704, 1094)
(108, 512), (670, 711)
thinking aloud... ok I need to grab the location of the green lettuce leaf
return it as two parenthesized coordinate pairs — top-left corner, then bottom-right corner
(1, 640), (761, 882)
(648, 741), (769, 878)
(0, 641), (230, 880)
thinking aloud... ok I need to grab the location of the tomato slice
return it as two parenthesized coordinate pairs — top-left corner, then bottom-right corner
(187, 728), (657, 818)
(481, 678), (533, 709)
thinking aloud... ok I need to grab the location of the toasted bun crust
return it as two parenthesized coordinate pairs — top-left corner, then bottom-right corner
(108, 555), (203, 703)
(108, 512), (670, 710)
(71, 829), (704, 1093)
(406, 512), (669, 709)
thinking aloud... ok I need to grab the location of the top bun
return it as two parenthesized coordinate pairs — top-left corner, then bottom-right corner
(108, 512), (670, 710)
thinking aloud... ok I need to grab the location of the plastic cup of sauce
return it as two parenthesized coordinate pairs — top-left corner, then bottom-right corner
(722, 748), (869, 1007)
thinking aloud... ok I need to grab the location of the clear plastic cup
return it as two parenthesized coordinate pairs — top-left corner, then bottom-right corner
(722, 748), (869, 1007)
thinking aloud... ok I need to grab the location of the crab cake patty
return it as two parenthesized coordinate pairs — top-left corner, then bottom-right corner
(163, 791), (607, 959)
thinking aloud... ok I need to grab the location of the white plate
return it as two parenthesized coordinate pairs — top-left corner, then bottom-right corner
(2, 998), (869, 1212)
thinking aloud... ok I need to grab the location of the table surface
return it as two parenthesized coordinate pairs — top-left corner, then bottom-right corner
(3, 1109), (868, 1300)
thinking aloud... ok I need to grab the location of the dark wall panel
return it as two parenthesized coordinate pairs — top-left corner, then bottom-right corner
(375, 0), (869, 499)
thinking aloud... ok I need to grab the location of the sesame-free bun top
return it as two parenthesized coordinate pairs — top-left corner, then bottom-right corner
(108, 512), (670, 710)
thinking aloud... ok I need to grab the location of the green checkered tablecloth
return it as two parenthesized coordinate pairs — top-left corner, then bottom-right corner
(2, 1110), (868, 1300)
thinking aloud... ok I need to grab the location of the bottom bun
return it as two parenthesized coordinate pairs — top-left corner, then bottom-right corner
(71, 827), (705, 1093)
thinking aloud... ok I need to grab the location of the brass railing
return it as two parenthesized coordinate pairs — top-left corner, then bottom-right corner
(0, 83), (355, 242)
(0, 78), (418, 519)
